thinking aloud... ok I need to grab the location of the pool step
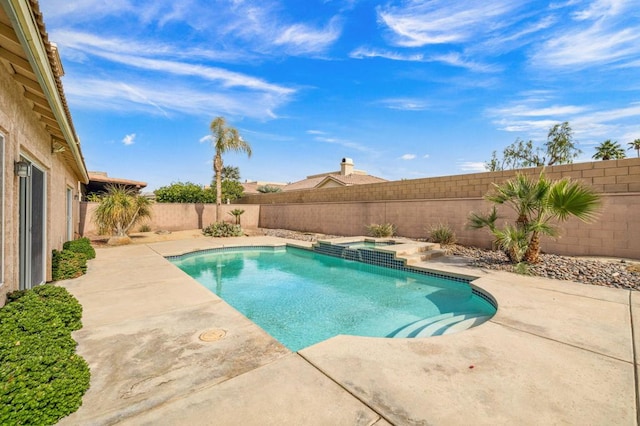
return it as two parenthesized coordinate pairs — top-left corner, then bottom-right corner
(388, 312), (492, 338)
(392, 242), (445, 265)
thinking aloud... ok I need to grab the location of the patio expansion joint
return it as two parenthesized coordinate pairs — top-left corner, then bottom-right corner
(490, 320), (635, 366)
(297, 352), (394, 426)
(628, 291), (640, 426)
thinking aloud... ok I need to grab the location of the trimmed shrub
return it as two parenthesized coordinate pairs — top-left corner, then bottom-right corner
(365, 223), (395, 238)
(427, 223), (457, 245)
(52, 250), (87, 281)
(63, 237), (96, 260)
(0, 286), (89, 425)
(202, 222), (243, 237)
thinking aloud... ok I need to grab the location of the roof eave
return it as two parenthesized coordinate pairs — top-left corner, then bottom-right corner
(4, 0), (89, 183)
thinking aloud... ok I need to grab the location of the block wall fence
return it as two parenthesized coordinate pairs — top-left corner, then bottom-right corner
(79, 203), (260, 236)
(238, 158), (640, 259)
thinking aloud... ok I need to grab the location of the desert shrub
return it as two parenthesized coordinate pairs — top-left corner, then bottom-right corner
(138, 224), (152, 232)
(202, 222), (243, 237)
(427, 223), (457, 245)
(0, 287), (89, 424)
(365, 223), (395, 238)
(52, 250), (87, 281)
(63, 237), (96, 260)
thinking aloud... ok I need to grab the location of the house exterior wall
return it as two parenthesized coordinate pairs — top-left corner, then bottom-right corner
(0, 56), (82, 302)
(79, 203), (260, 236)
(240, 158), (640, 259)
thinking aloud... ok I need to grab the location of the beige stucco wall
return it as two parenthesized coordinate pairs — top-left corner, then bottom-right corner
(80, 203), (260, 236)
(241, 158), (640, 260)
(1, 61), (83, 302)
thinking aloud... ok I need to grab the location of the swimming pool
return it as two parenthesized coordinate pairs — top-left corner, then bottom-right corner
(170, 246), (496, 352)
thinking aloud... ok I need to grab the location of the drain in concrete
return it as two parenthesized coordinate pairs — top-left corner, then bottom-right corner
(199, 329), (227, 342)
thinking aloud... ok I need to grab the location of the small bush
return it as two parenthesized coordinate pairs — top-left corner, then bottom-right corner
(427, 223), (457, 245)
(365, 223), (395, 237)
(63, 237), (96, 260)
(202, 222), (243, 237)
(138, 224), (152, 232)
(0, 286), (89, 424)
(52, 250), (87, 281)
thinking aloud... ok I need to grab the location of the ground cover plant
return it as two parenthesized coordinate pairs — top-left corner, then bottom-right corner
(0, 285), (90, 424)
(52, 249), (87, 281)
(63, 237), (96, 260)
(202, 222), (243, 237)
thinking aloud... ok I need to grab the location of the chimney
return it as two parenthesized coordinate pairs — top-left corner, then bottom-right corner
(340, 158), (354, 176)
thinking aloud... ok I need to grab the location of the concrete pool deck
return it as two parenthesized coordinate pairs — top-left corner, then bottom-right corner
(57, 235), (638, 425)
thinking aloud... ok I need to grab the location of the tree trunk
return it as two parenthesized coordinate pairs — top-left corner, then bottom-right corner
(524, 231), (541, 263)
(214, 152), (223, 222)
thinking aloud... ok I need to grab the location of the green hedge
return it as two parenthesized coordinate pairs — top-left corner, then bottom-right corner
(63, 238), (96, 260)
(0, 285), (89, 424)
(52, 250), (87, 281)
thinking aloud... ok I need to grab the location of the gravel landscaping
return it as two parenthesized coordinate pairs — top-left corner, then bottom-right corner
(262, 228), (640, 291)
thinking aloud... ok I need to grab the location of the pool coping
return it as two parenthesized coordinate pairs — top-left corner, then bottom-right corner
(58, 235), (639, 425)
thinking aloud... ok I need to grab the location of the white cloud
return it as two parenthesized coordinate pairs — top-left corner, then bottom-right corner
(199, 135), (212, 144)
(377, 1), (523, 47)
(307, 130), (326, 135)
(350, 47), (424, 61)
(400, 154), (416, 160)
(274, 17), (342, 55)
(379, 98), (429, 111)
(457, 161), (487, 172)
(530, 1), (640, 70)
(122, 133), (136, 145)
(315, 136), (372, 153)
(423, 154), (430, 159)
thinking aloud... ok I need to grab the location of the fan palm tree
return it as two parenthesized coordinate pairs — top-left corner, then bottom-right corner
(628, 139), (640, 158)
(93, 185), (152, 245)
(592, 140), (626, 160)
(209, 117), (252, 220)
(469, 173), (601, 264)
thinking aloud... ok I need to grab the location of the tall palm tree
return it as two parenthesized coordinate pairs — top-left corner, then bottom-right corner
(210, 117), (252, 221)
(592, 140), (626, 160)
(470, 173), (601, 264)
(628, 139), (640, 158)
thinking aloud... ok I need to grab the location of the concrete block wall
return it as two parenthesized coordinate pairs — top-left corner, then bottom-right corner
(241, 158), (640, 259)
(241, 158), (640, 205)
(80, 203), (260, 236)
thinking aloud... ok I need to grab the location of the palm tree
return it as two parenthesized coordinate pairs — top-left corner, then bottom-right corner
(209, 117), (252, 221)
(469, 173), (601, 264)
(628, 139), (640, 158)
(592, 140), (626, 160)
(93, 185), (152, 245)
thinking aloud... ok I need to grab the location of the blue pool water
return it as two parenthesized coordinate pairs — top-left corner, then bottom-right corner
(170, 247), (496, 352)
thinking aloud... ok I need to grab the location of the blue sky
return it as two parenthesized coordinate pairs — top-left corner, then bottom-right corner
(40, 0), (640, 190)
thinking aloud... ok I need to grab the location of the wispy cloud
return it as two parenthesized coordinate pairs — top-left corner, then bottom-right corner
(457, 161), (487, 172)
(400, 154), (416, 160)
(379, 98), (430, 111)
(530, 1), (640, 70)
(274, 17), (342, 55)
(377, 1), (524, 47)
(350, 47), (424, 61)
(307, 130), (326, 135)
(314, 136), (371, 153)
(487, 93), (640, 145)
(122, 133), (136, 145)
(63, 76), (285, 119)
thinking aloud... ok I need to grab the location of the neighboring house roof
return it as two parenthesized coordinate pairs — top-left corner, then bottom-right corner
(283, 158), (387, 191)
(0, 0), (88, 182)
(86, 172), (147, 194)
